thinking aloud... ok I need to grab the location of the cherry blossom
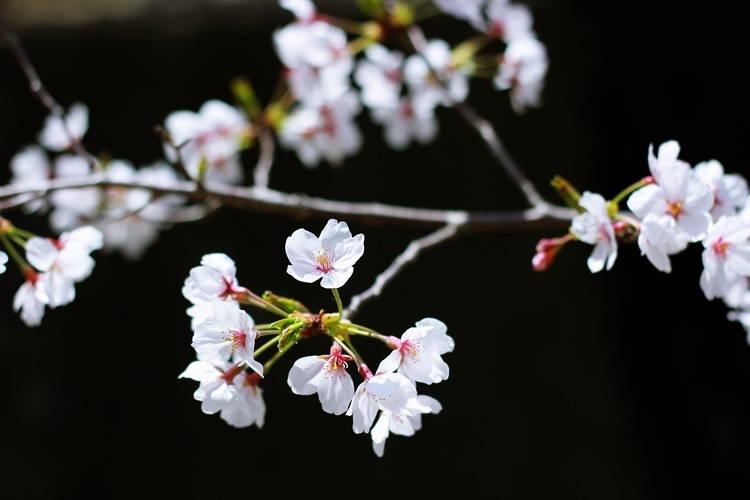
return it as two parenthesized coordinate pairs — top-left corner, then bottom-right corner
(192, 300), (263, 375)
(164, 100), (249, 184)
(647, 141), (690, 183)
(637, 223), (688, 274)
(354, 45), (404, 109)
(570, 191), (617, 273)
(347, 368), (420, 434)
(38, 102), (88, 152)
(25, 226), (103, 308)
(700, 215), (750, 300)
(371, 395), (442, 458)
(14, 269), (48, 327)
(378, 318), (454, 385)
(285, 218), (364, 288)
(0, 251), (7, 274)
(10, 146), (50, 213)
(48, 155), (100, 232)
(483, 0), (534, 41)
(220, 372), (266, 428)
(183, 253), (246, 330)
(494, 36), (548, 114)
(287, 342), (354, 415)
(404, 39), (469, 112)
(627, 164), (714, 245)
(370, 97), (438, 150)
(179, 360), (256, 418)
(279, 0), (316, 23)
(433, 0), (484, 26)
(693, 160), (748, 220)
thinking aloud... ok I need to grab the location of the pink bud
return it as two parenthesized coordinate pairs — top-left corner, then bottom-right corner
(532, 238), (560, 272)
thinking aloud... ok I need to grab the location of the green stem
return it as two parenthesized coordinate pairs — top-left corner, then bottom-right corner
(238, 291), (289, 317)
(2, 234), (28, 271)
(611, 178), (651, 206)
(331, 288), (344, 318)
(263, 350), (286, 374)
(10, 227), (37, 239)
(254, 335), (281, 359)
(337, 340), (365, 370)
(9, 233), (27, 248)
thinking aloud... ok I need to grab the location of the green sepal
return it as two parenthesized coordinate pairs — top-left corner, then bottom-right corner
(356, 0), (385, 19)
(277, 318), (309, 353)
(550, 176), (583, 212)
(262, 291), (310, 314)
(231, 77), (262, 121)
(391, 1), (415, 26)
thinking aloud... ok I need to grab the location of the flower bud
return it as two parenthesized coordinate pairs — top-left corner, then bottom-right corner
(532, 238), (561, 272)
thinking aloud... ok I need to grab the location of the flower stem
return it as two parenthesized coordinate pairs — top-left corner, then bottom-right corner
(254, 335), (280, 358)
(611, 178), (651, 206)
(10, 227), (37, 239)
(331, 287), (344, 318)
(263, 350), (286, 374)
(2, 234), (27, 271)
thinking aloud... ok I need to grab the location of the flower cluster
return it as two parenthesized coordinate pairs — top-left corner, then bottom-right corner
(179, 219), (453, 456)
(537, 140), (750, 341)
(10, 104), (187, 261)
(273, 0), (548, 165)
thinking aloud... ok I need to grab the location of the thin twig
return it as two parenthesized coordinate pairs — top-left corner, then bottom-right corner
(343, 223), (461, 319)
(253, 126), (275, 189)
(401, 24), (546, 208)
(0, 17), (96, 168)
(0, 175), (576, 230)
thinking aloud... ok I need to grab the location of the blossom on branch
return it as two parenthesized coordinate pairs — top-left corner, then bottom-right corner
(38, 102), (88, 152)
(14, 269), (48, 327)
(378, 318), (454, 385)
(347, 370), (420, 434)
(10, 146), (50, 213)
(570, 191), (617, 273)
(179, 360), (260, 421)
(183, 253), (246, 330)
(700, 215), (750, 300)
(494, 36), (548, 114)
(287, 342), (354, 415)
(371, 395), (442, 458)
(693, 160), (748, 221)
(285, 219), (364, 288)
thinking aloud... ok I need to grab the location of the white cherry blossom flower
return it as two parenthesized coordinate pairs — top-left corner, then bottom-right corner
(220, 372), (266, 428)
(371, 395), (442, 458)
(183, 253), (246, 330)
(10, 146), (50, 213)
(192, 301), (263, 375)
(404, 39), (469, 112)
(25, 226), (103, 308)
(484, 0), (534, 41)
(378, 318), (454, 385)
(285, 218), (365, 288)
(723, 276), (750, 310)
(637, 222), (688, 274)
(0, 251), (7, 274)
(700, 215), (750, 300)
(371, 97), (438, 150)
(164, 100), (249, 184)
(346, 370), (419, 434)
(179, 360), (255, 417)
(648, 140), (690, 183)
(354, 45), (404, 109)
(48, 155), (100, 232)
(287, 342), (354, 415)
(628, 164), (714, 245)
(14, 269), (48, 327)
(433, 0), (484, 26)
(693, 160), (748, 220)
(494, 36), (548, 114)
(38, 102), (88, 152)
(280, 0), (316, 22)
(570, 191), (617, 273)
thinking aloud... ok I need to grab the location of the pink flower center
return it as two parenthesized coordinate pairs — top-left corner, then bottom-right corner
(224, 330), (247, 353)
(325, 344), (352, 375)
(399, 340), (422, 361)
(314, 248), (334, 273)
(712, 237), (731, 259)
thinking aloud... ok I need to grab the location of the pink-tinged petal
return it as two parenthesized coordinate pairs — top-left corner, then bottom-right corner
(57, 253), (95, 281)
(288, 356), (327, 395)
(348, 383), (377, 434)
(62, 226), (104, 252)
(318, 369), (354, 415)
(43, 272), (75, 308)
(727, 246), (750, 276)
(415, 318), (454, 353)
(192, 321), (232, 364)
(285, 228), (321, 266)
(627, 185), (665, 219)
(657, 140), (681, 167)
(286, 264), (323, 283)
(239, 358), (264, 377)
(200, 253), (237, 276)
(26, 238), (58, 271)
(685, 179), (714, 212)
(376, 350), (402, 375)
(320, 267), (354, 288)
(318, 219), (352, 249)
(578, 192), (607, 217)
(658, 164), (690, 201)
(212, 300), (244, 331)
(639, 234), (672, 273)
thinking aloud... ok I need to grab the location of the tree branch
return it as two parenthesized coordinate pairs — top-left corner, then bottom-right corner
(343, 223), (461, 319)
(0, 175), (576, 230)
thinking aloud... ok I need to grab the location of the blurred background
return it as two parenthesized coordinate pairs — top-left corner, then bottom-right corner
(1, 0), (749, 497)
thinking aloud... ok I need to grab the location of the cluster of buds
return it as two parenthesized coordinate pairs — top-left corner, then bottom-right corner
(536, 140), (750, 341)
(179, 219), (454, 456)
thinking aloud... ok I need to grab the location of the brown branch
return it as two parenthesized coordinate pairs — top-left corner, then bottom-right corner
(0, 17), (96, 168)
(0, 176), (576, 230)
(343, 223), (461, 319)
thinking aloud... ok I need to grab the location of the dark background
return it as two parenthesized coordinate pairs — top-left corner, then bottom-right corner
(1, 0), (749, 497)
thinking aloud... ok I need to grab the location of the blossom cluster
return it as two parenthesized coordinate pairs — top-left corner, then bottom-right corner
(536, 140), (750, 341)
(274, 0), (548, 166)
(179, 219), (454, 456)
